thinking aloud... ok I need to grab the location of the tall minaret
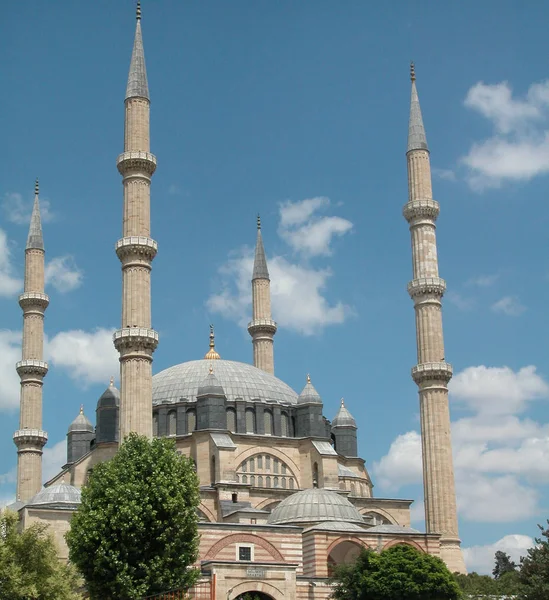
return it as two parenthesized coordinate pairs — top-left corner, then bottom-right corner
(403, 64), (466, 574)
(14, 179), (49, 502)
(247, 216), (277, 374)
(113, 1), (158, 440)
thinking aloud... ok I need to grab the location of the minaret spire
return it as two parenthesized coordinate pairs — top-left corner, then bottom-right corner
(403, 66), (465, 573)
(113, 5), (158, 439)
(248, 216), (277, 374)
(14, 181), (49, 501)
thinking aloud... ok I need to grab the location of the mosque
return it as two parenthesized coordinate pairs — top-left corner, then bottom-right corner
(10, 4), (467, 599)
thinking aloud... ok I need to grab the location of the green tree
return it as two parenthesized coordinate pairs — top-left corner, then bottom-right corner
(0, 510), (82, 600)
(519, 521), (549, 600)
(66, 433), (201, 600)
(492, 550), (517, 579)
(332, 545), (461, 600)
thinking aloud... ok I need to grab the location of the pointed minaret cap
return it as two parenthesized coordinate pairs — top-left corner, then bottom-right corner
(68, 404), (94, 433)
(126, 1), (149, 101)
(26, 178), (44, 251)
(297, 374), (323, 405)
(332, 398), (357, 428)
(204, 325), (221, 360)
(252, 215), (270, 280)
(197, 363), (226, 397)
(407, 62), (429, 154)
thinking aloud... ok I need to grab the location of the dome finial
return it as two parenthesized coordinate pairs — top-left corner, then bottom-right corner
(204, 324), (221, 360)
(209, 364), (214, 374)
(340, 397), (345, 407)
(410, 61), (416, 82)
(79, 404), (84, 414)
(109, 376), (114, 387)
(307, 373), (311, 384)
(136, 0), (141, 21)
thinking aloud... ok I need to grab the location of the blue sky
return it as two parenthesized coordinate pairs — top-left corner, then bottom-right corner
(2, 0), (549, 573)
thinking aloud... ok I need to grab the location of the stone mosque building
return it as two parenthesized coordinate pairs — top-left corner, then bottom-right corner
(10, 3), (467, 598)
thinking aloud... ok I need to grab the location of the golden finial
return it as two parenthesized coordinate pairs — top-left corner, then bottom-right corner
(340, 398), (345, 407)
(306, 373), (311, 384)
(410, 61), (416, 82)
(34, 178), (39, 195)
(204, 324), (221, 360)
(257, 214), (261, 230)
(79, 404), (84, 414)
(109, 376), (114, 387)
(136, 1), (141, 21)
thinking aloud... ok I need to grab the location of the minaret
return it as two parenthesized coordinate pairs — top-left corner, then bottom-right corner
(14, 179), (49, 502)
(404, 63), (466, 574)
(247, 216), (277, 374)
(113, 1), (158, 440)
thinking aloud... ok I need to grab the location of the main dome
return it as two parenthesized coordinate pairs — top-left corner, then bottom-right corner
(153, 359), (298, 406)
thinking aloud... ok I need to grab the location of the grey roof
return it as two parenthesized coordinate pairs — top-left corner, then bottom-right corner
(26, 186), (44, 250)
(312, 440), (338, 456)
(252, 228), (270, 280)
(153, 359), (298, 406)
(303, 520), (367, 533)
(297, 377), (322, 405)
(68, 407), (94, 433)
(368, 524), (420, 534)
(126, 19), (149, 100)
(5, 500), (25, 512)
(338, 464), (360, 478)
(197, 370), (226, 397)
(97, 381), (120, 408)
(27, 483), (81, 509)
(332, 399), (357, 428)
(407, 79), (428, 153)
(210, 433), (236, 449)
(267, 488), (365, 525)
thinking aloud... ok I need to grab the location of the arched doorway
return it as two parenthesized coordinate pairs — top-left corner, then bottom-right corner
(234, 593), (274, 600)
(327, 540), (363, 577)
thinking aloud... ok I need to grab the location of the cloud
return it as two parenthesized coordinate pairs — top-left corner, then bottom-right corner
(45, 256), (83, 293)
(373, 431), (423, 490)
(463, 534), (534, 574)
(0, 330), (22, 411)
(2, 192), (54, 225)
(466, 274), (499, 288)
(0, 230), (23, 297)
(432, 168), (456, 182)
(42, 439), (67, 483)
(47, 327), (118, 386)
(446, 291), (475, 311)
(278, 198), (353, 257)
(208, 197), (353, 335)
(461, 80), (549, 190)
(492, 295), (526, 316)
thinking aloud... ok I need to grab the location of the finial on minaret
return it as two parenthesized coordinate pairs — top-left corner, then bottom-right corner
(410, 61), (416, 82)
(79, 404), (84, 414)
(26, 180), (44, 250)
(136, 1), (141, 20)
(109, 376), (114, 387)
(257, 214), (261, 230)
(340, 397), (345, 407)
(307, 374), (311, 384)
(34, 178), (39, 196)
(407, 61), (428, 153)
(204, 324), (221, 360)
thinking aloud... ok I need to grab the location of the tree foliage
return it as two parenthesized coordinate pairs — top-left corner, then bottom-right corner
(66, 433), (201, 600)
(332, 545), (461, 600)
(454, 569), (522, 598)
(492, 550), (517, 579)
(519, 521), (549, 600)
(0, 510), (82, 600)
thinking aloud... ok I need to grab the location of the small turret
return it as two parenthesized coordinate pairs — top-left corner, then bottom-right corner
(295, 374), (325, 438)
(95, 378), (120, 444)
(297, 374), (323, 405)
(331, 399), (358, 457)
(197, 363), (227, 430)
(67, 405), (94, 464)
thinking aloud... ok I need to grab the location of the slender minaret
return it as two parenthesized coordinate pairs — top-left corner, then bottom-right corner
(113, 1), (158, 440)
(247, 216), (277, 374)
(14, 179), (49, 502)
(404, 64), (465, 574)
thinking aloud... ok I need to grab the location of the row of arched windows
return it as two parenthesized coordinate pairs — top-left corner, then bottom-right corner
(236, 453), (298, 489)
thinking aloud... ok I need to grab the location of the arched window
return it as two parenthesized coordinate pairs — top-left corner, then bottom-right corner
(153, 413), (158, 437)
(245, 409), (255, 434)
(313, 462), (319, 488)
(168, 410), (176, 436)
(281, 412), (289, 437)
(264, 410), (273, 435)
(291, 416), (296, 436)
(187, 409), (196, 433)
(210, 456), (216, 486)
(235, 453), (298, 489)
(226, 408), (236, 432)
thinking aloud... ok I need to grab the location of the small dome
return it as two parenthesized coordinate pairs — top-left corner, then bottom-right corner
(297, 375), (322, 405)
(332, 399), (357, 428)
(68, 406), (93, 433)
(97, 378), (120, 409)
(267, 488), (364, 525)
(368, 524), (420, 534)
(197, 367), (225, 397)
(27, 483), (81, 508)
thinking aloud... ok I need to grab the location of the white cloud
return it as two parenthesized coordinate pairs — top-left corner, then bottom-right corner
(47, 327), (118, 386)
(2, 192), (54, 225)
(446, 291), (475, 311)
(278, 197), (329, 228)
(461, 80), (549, 190)
(410, 499), (425, 525)
(372, 431), (423, 490)
(432, 168), (456, 182)
(0, 330), (22, 411)
(45, 255), (83, 293)
(492, 295), (526, 316)
(466, 274), (499, 288)
(0, 230), (23, 298)
(463, 534), (534, 574)
(42, 439), (67, 483)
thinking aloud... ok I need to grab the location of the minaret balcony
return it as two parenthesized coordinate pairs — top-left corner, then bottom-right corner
(117, 151), (157, 176)
(113, 327), (159, 353)
(18, 292), (49, 311)
(407, 277), (446, 299)
(247, 318), (278, 336)
(115, 236), (158, 262)
(411, 361), (453, 385)
(403, 198), (440, 223)
(16, 360), (48, 378)
(13, 428), (48, 448)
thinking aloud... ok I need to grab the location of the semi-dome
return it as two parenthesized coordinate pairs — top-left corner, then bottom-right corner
(27, 482), (81, 508)
(267, 488), (365, 525)
(153, 359), (298, 406)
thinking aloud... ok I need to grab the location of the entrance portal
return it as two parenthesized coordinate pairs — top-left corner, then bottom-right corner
(234, 593), (274, 600)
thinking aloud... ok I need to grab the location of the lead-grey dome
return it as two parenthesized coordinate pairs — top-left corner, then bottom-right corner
(153, 360), (298, 406)
(68, 407), (94, 433)
(27, 483), (81, 509)
(267, 488), (365, 525)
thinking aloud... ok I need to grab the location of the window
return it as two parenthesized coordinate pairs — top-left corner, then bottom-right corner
(281, 412), (289, 437)
(235, 453), (297, 490)
(264, 410), (273, 435)
(273, 458), (279, 474)
(187, 409), (196, 433)
(313, 462), (319, 488)
(245, 409), (255, 434)
(210, 456), (216, 486)
(152, 413), (158, 437)
(237, 545), (253, 561)
(265, 456), (271, 471)
(257, 455), (263, 469)
(232, 493), (238, 503)
(249, 458), (254, 472)
(226, 408), (236, 432)
(168, 410), (176, 436)
(251, 518), (257, 524)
